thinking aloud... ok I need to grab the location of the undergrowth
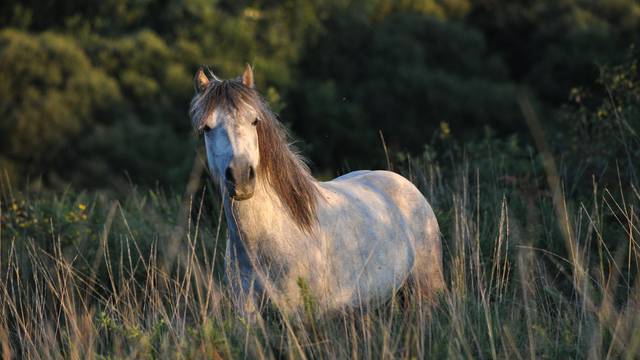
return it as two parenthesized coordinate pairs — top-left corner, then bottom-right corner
(0, 154), (639, 358)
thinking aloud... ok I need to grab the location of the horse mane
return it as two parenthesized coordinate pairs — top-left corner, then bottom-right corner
(190, 79), (319, 231)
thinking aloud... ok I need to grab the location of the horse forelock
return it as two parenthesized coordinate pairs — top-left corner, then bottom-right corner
(190, 79), (319, 231)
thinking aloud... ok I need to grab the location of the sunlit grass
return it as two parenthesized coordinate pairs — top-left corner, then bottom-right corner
(0, 157), (639, 358)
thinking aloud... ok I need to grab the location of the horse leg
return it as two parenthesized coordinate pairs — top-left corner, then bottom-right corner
(225, 245), (262, 322)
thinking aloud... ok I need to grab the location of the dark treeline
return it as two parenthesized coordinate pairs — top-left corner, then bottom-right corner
(0, 0), (638, 190)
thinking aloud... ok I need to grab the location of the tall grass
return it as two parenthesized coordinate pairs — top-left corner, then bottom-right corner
(1, 147), (639, 359)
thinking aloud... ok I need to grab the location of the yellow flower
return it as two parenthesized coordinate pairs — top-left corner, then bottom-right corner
(243, 7), (262, 20)
(439, 121), (451, 139)
(78, 203), (87, 211)
(11, 202), (18, 211)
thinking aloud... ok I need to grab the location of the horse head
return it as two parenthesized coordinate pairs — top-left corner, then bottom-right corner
(191, 64), (259, 200)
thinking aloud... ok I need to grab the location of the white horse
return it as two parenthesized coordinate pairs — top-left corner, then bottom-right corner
(190, 64), (445, 319)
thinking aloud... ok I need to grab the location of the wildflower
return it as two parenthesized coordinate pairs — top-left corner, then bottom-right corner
(439, 121), (451, 139)
(78, 203), (87, 211)
(597, 109), (608, 119)
(243, 7), (262, 20)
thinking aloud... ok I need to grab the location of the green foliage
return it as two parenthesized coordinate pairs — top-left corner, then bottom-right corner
(558, 51), (640, 192)
(288, 12), (522, 170)
(0, 29), (121, 182)
(0, 1), (342, 188)
(71, 30), (196, 187)
(468, 0), (639, 103)
(0, 0), (638, 192)
(372, 0), (471, 20)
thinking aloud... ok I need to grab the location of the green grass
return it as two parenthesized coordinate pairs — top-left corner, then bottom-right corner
(0, 154), (639, 359)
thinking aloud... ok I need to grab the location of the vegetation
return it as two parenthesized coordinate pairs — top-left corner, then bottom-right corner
(1, 0), (639, 358)
(1, 129), (639, 357)
(1, 0), (639, 184)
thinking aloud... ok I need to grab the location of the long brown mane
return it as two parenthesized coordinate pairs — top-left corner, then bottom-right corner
(190, 79), (319, 231)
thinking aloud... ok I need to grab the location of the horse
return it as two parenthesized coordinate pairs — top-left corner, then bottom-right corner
(189, 64), (445, 320)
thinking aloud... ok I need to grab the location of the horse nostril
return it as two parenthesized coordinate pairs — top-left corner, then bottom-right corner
(225, 166), (235, 184)
(248, 166), (255, 181)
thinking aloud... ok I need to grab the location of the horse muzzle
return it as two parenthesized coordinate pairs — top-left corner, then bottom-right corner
(227, 184), (254, 201)
(224, 160), (256, 201)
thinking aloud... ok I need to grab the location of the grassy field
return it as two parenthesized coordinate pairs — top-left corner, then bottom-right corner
(0, 2), (638, 357)
(1, 149), (639, 359)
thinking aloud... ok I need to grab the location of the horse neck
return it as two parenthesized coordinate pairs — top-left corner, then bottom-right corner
(222, 175), (303, 254)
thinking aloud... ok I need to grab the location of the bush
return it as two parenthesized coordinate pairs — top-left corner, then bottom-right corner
(287, 12), (523, 171)
(0, 29), (121, 183)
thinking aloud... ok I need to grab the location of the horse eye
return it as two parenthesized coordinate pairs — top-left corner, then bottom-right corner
(251, 118), (259, 126)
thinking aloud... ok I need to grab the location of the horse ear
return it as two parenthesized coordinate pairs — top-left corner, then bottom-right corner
(194, 66), (210, 94)
(242, 63), (254, 88)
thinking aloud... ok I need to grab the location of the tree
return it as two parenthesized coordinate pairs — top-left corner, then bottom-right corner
(287, 12), (522, 171)
(0, 29), (120, 183)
